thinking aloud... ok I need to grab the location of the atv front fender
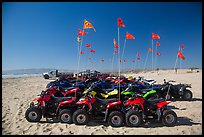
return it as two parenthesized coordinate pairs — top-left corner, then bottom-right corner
(142, 90), (156, 98)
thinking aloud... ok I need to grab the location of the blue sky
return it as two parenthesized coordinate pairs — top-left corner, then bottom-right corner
(2, 2), (202, 72)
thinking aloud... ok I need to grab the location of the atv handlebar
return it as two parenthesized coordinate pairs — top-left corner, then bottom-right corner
(40, 90), (47, 96)
(169, 80), (176, 82)
(163, 79), (176, 84)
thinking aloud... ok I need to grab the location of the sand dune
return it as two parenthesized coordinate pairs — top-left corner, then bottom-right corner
(2, 69), (202, 135)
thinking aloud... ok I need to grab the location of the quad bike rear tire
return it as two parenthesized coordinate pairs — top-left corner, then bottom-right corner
(125, 110), (142, 127)
(59, 109), (73, 124)
(72, 109), (89, 125)
(182, 89), (193, 100)
(162, 110), (177, 127)
(108, 111), (124, 127)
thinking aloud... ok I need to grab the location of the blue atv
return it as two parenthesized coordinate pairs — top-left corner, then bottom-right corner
(46, 79), (86, 91)
(95, 80), (128, 91)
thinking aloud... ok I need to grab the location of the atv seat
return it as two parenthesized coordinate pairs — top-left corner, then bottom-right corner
(143, 79), (156, 85)
(103, 88), (115, 94)
(51, 95), (72, 103)
(140, 90), (148, 94)
(59, 86), (76, 92)
(141, 88), (152, 92)
(73, 81), (84, 85)
(95, 97), (118, 105)
(146, 98), (164, 104)
(145, 79), (154, 82)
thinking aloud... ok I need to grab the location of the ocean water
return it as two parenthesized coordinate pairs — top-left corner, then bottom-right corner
(2, 74), (42, 78)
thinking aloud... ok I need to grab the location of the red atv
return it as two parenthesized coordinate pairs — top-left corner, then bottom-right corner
(25, 87), (79, 123)
(123, 94), (177, 127)
(54, 86), (83, 98)
(72, 83), (125, 127)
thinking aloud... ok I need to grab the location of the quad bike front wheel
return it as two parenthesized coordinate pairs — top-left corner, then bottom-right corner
(162, 110), (177, 127)
(108, 111), (124, 127)
(182, 90), (193, 100)
(125, 110), (142, 127)
(25, 107), (42, 122)
(72, 109), (89, 125)
(59, 109), (73, 124)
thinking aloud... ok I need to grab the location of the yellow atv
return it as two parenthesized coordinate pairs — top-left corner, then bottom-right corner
(83, 86), (119, 99)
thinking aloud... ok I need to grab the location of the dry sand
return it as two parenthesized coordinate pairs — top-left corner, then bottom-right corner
(2, 69), (202, 135)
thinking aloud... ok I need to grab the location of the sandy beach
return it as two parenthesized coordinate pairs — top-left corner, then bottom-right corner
(2, 69), (202, 135)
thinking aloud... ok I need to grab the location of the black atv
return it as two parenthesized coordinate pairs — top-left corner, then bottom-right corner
(159, 79), (193, 101)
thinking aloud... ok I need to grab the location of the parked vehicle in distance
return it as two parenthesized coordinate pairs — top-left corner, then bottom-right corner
(42, 70), (73, 79)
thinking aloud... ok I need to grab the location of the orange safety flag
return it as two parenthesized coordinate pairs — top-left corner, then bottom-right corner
(148, 48), (152, 52)
(156, 52), (161, 56)
(137, 57), (141, 60)
(114, 45), (119, 48)
(78, 29), (87, 36)
(152, 33), (160, 40)
(77, 37), (81, 42)
(117, 18), (125, 27)
(156, 41), (160, 46)
(136, 52), (140, 56)
(132, 60), (135, 63)
(181, 44), (184, 49)
(101, 59), (104, 62)
(178, 51), (185, 60)
(114, 50), (118, 54)
(86, 44), (91, 48)
(80, 51), (84, 55)
(126, 32), (135, 40)
(124, 59), (126, 62)
(90, 49), (95, 53)
(84, 19), (96, 32)
(113, 38), (117, 45)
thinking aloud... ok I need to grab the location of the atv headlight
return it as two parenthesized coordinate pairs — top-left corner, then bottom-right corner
(32, 100), (40, 106)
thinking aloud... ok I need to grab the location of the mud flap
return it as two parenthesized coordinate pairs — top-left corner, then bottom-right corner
(103, 110), (108, 122)
(156, 109), (161, 121)
(142, 113), (146, 122)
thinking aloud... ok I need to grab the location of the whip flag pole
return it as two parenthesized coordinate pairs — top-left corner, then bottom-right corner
(121, 32), (135, 71)
(174, 46), (181, 71)
(180, 44), (184, 70)
(75, 29), (85, 97)
(152, 33), (160, 71)
(118, 26), (121, 100)
(151, 33), (154, 71)
(154, 41), (160, 70)
(155, 44), (157, 69)
(121, 38), (127, 72)
(111, 52), (115, 76)
(117, 17), (125, 101)
(111, 38), (117, 76)
(143, 49), (149, 70)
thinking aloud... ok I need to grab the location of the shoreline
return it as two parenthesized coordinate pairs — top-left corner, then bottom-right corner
(2, 74), (42, 79)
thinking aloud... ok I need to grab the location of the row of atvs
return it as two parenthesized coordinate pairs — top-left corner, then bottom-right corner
(25, 76), (193, 127)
